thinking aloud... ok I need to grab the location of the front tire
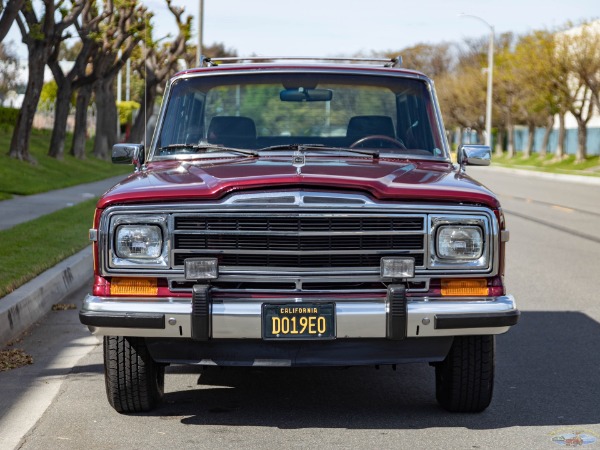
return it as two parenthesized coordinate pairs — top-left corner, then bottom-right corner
(103, 336), (165, 413)
(435, 335), (495, 412)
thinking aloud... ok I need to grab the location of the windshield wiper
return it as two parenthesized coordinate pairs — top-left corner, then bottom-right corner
(157, 143), (258, 156)
(259, 144), (324, 151)
(258, 143), (379, 158)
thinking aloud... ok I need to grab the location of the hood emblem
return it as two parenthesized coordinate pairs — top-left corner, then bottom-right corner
(292, 150), (305, 174)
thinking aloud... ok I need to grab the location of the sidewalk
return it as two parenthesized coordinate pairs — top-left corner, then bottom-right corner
(0, 175), (126, 346)
(0, 175), (126, 231)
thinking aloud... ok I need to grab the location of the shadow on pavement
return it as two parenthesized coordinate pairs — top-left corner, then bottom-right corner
(148, 311), (600, 430)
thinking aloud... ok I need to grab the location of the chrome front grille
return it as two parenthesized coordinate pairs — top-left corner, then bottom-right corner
(172, 213), (426, 272)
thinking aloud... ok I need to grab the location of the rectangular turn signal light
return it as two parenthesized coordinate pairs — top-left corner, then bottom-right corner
(110, 277), (158, 296)
(441, 279), (488, 296)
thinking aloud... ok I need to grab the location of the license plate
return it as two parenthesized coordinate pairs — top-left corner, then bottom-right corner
(262, 303), (335, 340)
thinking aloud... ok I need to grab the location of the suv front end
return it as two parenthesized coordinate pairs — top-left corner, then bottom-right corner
(80, 57), (519, 413)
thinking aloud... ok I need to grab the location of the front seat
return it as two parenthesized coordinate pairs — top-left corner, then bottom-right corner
(346, 115), (396, 141)
(207, 116), (257, 148)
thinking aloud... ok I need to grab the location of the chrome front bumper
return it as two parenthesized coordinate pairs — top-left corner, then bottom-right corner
(80, 293), (519, 339)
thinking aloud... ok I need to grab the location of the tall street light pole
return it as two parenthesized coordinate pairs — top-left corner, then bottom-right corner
(196, 0), (204, 66)
(459, 14), (494, 148)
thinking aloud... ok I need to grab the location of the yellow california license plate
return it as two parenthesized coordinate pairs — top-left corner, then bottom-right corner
(262, 303), (335, 340)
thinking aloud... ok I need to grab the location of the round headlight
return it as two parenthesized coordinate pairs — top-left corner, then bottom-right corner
(115, 225), (163, 259)
(437, 226), (483, 260)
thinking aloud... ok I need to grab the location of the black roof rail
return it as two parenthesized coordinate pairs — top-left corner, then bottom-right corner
(199, 55), (403, 68)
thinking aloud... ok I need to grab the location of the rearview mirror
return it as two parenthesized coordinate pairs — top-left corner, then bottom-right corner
(280, 88), (333, 102)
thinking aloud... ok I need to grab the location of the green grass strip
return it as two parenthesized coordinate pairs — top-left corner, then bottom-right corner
(0, 127), (131, 197)
(0, 199), (97, 298)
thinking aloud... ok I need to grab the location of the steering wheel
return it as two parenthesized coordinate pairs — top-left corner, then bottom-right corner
(349, 135), (407, 149)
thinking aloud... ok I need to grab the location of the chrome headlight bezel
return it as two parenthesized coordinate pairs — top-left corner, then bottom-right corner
(108, 214), (169, 268)
(429, 215), (491, 270)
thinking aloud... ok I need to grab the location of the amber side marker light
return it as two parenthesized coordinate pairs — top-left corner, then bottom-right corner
(441, 279), (488, 296)
(110, 277), (158, 295)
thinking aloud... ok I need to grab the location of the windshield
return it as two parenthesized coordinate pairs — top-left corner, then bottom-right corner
(151, 72), (447, 160)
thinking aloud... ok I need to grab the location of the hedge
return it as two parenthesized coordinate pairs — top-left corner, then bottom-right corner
(0, 107), (19, 126)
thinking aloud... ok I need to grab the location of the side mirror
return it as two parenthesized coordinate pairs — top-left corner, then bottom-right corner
(457, 145), (491, 168)
(112, 143), (145, 171)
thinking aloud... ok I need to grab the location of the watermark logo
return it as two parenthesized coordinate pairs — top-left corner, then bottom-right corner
(550, 429), (597, 447)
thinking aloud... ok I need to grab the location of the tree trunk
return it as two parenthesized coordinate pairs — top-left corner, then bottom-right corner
(575, 119), (587, 163)
(71, 84), (93, 159)
(48, 79), (73, 159)
(495, 128), (504, 157)
(93, 77), (118, 159)
(8, 49), (46, 163)
(507, 124), (515, 158)
(524, 123), (535, 158)
(129, 83), (158, 144)
(0, 0), (25, 43)
(540, 116), (553, 158)
(555, 112), (566, 160)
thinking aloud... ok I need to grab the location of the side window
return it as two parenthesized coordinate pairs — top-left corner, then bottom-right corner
(396, 92), (435, 151)
(157, 80), (206, 148)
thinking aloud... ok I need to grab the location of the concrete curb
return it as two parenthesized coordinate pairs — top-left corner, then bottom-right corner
(0, 246), (92, 347)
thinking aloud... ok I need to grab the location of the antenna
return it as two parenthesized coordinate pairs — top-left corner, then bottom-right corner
(144, 12), (148, 152)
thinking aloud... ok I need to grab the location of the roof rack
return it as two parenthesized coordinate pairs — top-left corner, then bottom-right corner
(199, 55), (403, 68)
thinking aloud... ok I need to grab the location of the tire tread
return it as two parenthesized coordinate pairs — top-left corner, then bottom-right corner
(103, 336), (164, 413)
(435, 335), (495, 412)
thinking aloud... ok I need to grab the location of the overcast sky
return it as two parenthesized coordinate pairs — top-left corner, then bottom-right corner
(148, 0), (598, 56)
(4, 0), (599, 59)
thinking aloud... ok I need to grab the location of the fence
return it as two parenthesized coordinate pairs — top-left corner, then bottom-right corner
(452, 127), (600, 156)
(32, 108), (96, 137)
(513, 127), (600, 156)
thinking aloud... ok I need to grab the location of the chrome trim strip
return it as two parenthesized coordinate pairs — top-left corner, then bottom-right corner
(82, 294), (517, 339)
(100, 199), (496, 213)
(406, 295), (517, 337)
(168, 276), (430, 294)
(172, 229), (423, 236)
(172, 249), (423, 256)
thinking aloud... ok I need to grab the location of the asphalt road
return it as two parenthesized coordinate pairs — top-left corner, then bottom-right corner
(2, 167), (600, 449)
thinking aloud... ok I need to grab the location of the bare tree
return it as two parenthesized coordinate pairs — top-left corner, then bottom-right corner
(0, 0), (25, 42)
(555, 23), (599, 163)
(70, 2), (111, 159)
(0, 41), (18, 104)
(129, 0), (191, 144)
(383, 42), (454, 77)
(47, 2), (112, 159)
(511, 31), (562, 158)
(436, 67), (486, 147)
(70, 80), (94, 158)
(488, 33), (522, 157)
(91, 0), (147, 159)
(9, 0), (85, 162)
